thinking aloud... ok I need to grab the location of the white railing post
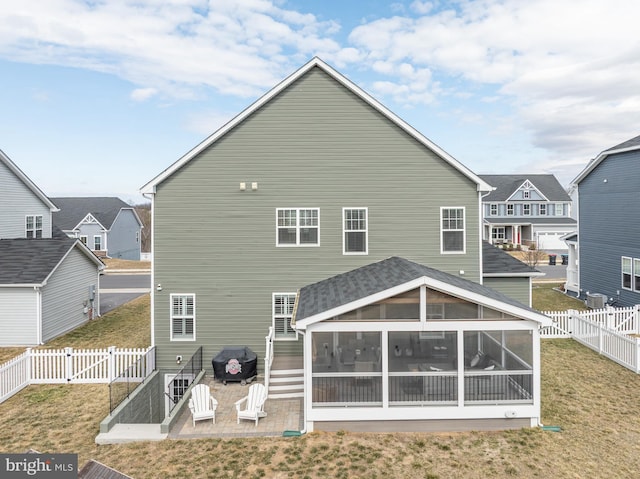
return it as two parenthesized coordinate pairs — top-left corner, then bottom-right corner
(264, 327), (274, 392)
(25, 348), (32, 383)
(65, 347), (73, 383)
(108, 346), (116, 381)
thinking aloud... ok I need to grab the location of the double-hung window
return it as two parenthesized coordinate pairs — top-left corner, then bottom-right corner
(555, 203), (564, 216)
(276, 208), (319, 246)
(489, 204), (498, 216)
(26, 215), (43, 238)
(539, 204), (547, 216)
(523, 204), (531, 216)
(171, 294), (195, 340)
(93, 236), (102, 251)
(273, 293), (297, 340)
(343, 208), (368, 254)
(441, 207), (465, 253)
(506, 204), (514, 216)
(634, 259), (640, 292)
(622, 257), (632, 290)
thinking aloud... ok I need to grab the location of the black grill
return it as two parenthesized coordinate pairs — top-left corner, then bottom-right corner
(212, 346), (258, 385)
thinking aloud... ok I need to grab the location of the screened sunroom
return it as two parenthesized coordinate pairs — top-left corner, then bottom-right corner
(293, 257), (552, 433)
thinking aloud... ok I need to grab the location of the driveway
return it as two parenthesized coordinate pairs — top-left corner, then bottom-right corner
(99, 273), (150, 315)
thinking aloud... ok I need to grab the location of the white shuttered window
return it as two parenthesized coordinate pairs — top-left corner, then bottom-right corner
(171, 294), (195, 340)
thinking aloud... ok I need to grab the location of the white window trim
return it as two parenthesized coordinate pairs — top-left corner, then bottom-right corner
(491, 227), (506, 240)
(523, 204), (531, 216)
(275, 208), (320, 247)
(440, 206), (466, 254)
(634, 259), (640, 292)
(506, 204), (514, 216)
(523, 190), (530, 199)
(539, 203), (547, 216)
(342, 207), (368, 255)
(489, 204), (498, 216)
(555, 203), (563, 216)
(25, 215), (43, 238)
(622, 257), (632, 291)
(170, 293), (196, 341)
(93, 235), (102, 251)
(79, 235), (88, 245)
(273, 292), (298, 341)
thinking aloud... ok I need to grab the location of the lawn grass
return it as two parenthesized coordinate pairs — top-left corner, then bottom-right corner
(2, 288), (639, 478)
(532, 282), (587, 312)
(102, 258), (151, 270)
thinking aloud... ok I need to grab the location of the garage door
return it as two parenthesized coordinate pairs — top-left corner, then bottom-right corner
(537, 232), (567, 250)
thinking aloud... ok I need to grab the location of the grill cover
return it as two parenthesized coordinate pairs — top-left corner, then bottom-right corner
(212, 346), (258, 383)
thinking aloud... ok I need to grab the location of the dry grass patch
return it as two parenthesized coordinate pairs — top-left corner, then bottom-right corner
(1, 340), (639, 478)
(102, 258), (150, 270)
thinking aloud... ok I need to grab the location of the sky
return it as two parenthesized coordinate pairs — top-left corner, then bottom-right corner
(2, 0), (640, 204)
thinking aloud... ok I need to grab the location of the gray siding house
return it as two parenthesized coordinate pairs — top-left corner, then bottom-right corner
(52, 197), (143, 260)
(567, 134), (640, 306)
(480, 174), (576, 250)
(0, 149), (103, 346)
(140, 58), (550, 432)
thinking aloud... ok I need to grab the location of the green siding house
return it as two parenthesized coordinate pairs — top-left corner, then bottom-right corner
(141, 58), (549, 432)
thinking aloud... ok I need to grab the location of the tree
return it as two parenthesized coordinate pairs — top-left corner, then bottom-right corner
(133, 203), (151, 253)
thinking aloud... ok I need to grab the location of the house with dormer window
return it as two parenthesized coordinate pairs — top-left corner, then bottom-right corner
(479, 175), (576, 250)
(52, 197), (143, 260)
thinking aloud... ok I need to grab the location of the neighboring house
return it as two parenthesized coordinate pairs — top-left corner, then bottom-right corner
(140, 58), (551, 433)
(566, 134), (640, 307)
(0, 149), (103, 346)
(52, 197), (143, 260)
(479, 174), (576, 250)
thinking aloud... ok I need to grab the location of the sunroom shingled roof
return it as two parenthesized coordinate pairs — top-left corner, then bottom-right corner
(294, 256), (540, 323)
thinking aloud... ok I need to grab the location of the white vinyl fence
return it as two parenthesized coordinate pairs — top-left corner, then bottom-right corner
(0, 346), (153, 404)
(542, 306), (640, 374)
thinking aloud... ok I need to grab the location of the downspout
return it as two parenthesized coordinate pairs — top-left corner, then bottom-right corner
(283, 329), (307, 437)
(478, 189), (494, 285)
(142, 191), (156, 348)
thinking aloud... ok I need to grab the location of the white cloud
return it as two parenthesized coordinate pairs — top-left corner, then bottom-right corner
(130, 87), (158, 102)
(348, 0), (640, 175)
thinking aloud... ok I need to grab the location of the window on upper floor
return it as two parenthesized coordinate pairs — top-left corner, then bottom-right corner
(343, 208), (368, 254)
(506, 204), (514, 216)
(523, 204), (531, 216)
(539, 203), (547, 216)
(26, 215), (42, 238)
(276, 208), (319, 246)
(489, 204), (498, 216)
(273, 293), (297, 340)
(622, 257), (632, 290)
(171, 294), (195, 340)
(555, 203), (563, 216)
(441, 207), (465, 253)
(93, 235), (102, 251)
(635, 259), (640, 292)
(79, 235), (88, 245)
(523, 190), (530, 199)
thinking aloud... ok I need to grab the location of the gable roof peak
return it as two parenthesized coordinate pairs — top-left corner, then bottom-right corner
(141, 58), (492, 194)
(0, 149), (58, 212)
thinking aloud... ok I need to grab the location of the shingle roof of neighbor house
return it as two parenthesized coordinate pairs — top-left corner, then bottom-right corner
(78, 460), (135, 479)
(294, 256), (548, 325)
(479, 174), (571, 202)
(51, 197), (131, 230)
(0, 238), (102, 285)
(605, 133), (640, 152)
(482, 242), (543, 277)
(573, 133), (640, 185)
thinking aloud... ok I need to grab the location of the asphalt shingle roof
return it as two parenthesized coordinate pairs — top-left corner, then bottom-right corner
(295, 256), (537, 322)
(479, 174), (571, 202)
(605, 134), (640, 152)
(0, 238), (76, 284)
(51, 197), (130, 231)
(482, 242), (541, 275)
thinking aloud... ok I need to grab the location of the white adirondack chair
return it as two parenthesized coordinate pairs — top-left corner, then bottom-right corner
(188, 384), (218, 427)
(235, 383), (268, 426)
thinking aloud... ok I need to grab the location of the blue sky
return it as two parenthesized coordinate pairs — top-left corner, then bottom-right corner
(2, 0), (640, 203)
